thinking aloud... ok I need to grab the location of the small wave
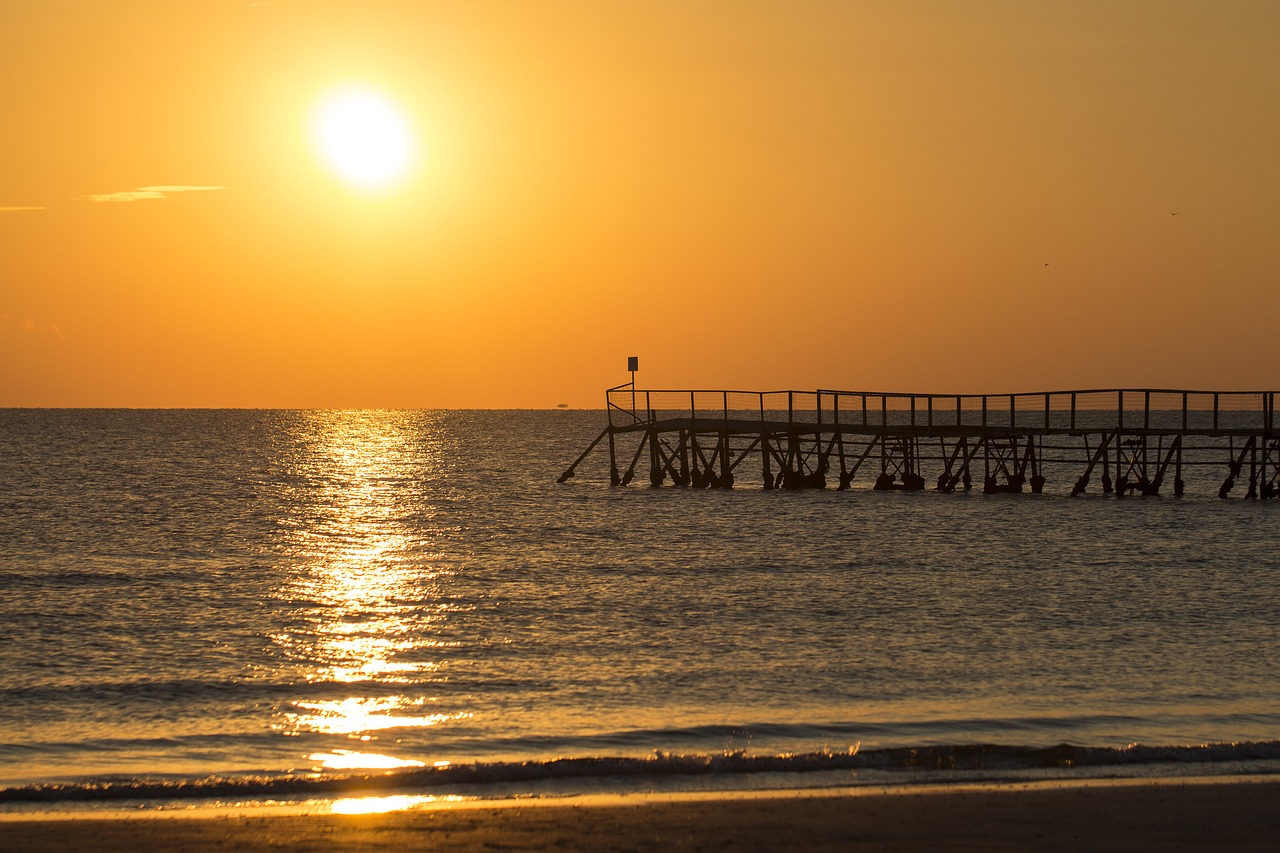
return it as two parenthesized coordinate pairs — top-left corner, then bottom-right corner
(2, 740), (1278, 803)
(0, 675), (428, 707)
(0, 570), (141, 590)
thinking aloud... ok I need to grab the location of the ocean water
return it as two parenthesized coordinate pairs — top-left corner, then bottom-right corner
(1, 409), (1277, 807)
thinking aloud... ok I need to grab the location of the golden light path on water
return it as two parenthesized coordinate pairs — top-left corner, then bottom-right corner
(329, 794), (467, 815)
(268, 412), (470, 774)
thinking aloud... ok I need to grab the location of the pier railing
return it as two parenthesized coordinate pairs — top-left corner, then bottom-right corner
(563, 385), (1279, 497)
(607, 387), (1277, 434)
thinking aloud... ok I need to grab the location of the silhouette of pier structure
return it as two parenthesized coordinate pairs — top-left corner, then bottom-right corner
(560, 387), (1280, 499)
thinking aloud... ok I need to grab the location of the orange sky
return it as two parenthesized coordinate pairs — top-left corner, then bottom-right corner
(3, 1), (1277, 408)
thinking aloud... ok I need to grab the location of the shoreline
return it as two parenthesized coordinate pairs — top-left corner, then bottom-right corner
(2, 776), (1277, 851)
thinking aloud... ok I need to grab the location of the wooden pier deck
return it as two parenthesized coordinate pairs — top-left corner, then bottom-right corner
(560, 387), (1279, 498)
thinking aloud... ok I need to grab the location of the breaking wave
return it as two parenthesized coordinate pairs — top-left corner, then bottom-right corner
(3, 740), (1278, 803)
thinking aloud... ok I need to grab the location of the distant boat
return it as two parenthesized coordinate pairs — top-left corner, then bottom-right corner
(557, 403), (569, 409)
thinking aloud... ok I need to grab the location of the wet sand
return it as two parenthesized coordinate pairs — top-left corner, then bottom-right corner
(1, 779), (1277, 851)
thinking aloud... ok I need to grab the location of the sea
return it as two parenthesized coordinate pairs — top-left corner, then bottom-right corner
(1, 409), (1277, 813)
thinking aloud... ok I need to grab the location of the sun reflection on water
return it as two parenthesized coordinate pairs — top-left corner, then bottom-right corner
(310, 749), (428, 770)
(330, 794), (467, 815)
(286, 696), (461, 735)
(269, 412), (468, 764)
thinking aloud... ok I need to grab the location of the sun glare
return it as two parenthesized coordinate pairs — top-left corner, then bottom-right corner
(314, 87), (415, 190)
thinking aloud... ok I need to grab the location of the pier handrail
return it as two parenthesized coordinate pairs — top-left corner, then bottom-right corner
(605, 387), (1277, 434)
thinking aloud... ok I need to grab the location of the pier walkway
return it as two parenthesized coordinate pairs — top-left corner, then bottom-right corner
(560, 387), (1279, 498)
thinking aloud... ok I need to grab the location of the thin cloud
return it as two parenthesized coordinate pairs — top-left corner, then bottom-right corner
(81, 185), (225, 203)
(2, 313), (66, 341)
(1, 206), (44, 212)
(84, 190), (167, 203)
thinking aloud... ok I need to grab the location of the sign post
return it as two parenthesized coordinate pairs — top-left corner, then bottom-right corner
(627, 356), (638, 416)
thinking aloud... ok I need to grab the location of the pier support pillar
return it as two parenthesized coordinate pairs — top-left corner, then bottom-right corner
(1219, 437), (1255, 498)
(761, 434), (774, 489)
(607, 428), (620, 487)
(1261, 438), (1279, 499)
(648, 426), (663, 487)
(719, 432), (734, 488)
(677, 430), (690, 486)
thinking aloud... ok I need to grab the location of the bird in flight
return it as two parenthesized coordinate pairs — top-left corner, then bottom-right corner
(1170, 212), (1180, 216)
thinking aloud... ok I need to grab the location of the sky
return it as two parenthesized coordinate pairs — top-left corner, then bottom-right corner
(2, 0), (1278, 408)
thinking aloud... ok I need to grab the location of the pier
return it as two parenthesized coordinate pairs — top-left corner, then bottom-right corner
(560, 387), (1280, 499)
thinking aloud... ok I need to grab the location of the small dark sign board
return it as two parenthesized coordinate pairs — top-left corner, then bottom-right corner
(627, 356), (638, 372)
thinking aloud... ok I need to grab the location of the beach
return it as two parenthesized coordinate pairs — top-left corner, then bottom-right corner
(3, 779), (1277, 852)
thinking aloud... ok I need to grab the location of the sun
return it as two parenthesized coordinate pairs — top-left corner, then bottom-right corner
(313, 87), (415, 190)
